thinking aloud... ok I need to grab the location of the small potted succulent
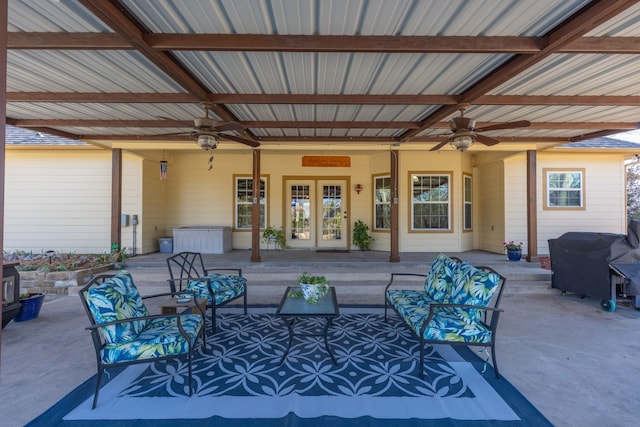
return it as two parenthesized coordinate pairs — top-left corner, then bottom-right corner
(296, 272), (329, 304)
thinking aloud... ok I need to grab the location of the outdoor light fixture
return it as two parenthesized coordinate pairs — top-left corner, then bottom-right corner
(197, 133), (218, 150)
(355, 183), (363, 194)
(450, 132), (474, 151)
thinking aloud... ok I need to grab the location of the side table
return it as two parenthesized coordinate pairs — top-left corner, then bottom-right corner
(160, 296), (208, 317)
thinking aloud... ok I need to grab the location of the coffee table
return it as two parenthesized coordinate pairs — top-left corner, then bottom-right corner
(275, 286), (339, 365)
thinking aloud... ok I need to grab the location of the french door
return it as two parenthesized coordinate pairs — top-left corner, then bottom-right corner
(286, 179), (348, 249)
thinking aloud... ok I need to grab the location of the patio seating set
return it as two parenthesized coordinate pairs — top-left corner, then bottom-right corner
(79, 251), (506, 408)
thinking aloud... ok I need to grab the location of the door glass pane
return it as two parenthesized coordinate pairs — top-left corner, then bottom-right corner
(322, 185), (342, 241)
(290, 185), (310, 240)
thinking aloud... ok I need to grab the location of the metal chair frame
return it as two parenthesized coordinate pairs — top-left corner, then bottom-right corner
(384, 263), (506, 379)
(166, 251), (247, 333)
(79, 273), (205, 409)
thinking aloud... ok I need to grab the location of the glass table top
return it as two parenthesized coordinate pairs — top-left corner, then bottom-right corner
(276, 286), (339, 316)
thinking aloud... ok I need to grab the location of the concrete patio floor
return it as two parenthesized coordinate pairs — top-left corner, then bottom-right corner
(1, 250), (640, 426)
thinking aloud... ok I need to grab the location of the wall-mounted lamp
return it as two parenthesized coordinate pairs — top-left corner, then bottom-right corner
(355, 183), (363, 194)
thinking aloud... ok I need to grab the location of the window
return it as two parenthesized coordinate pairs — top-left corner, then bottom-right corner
(235, 177), (267, 229)
(463, 173), (472, 230)
(410, 173), (451, 230)
(374, 175), (391, 230)
(544, 169), (584, 209)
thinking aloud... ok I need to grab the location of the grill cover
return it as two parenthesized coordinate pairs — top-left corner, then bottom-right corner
(548, 220), (640, 300)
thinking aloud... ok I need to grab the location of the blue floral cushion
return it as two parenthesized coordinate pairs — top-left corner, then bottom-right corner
(424, 253), (458, 303)
(86, 271), (150, 344)
(387, 290), (491, 343)
(387, 289), (432, 326)
(450, 262), (500, 325)
(186, 274), (247, 306)
(100, 314), (203, 364)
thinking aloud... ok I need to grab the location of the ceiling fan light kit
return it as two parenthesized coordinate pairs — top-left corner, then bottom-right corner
(430, 104), (531, 152)
(197, 133), (218, 150)
(451, 133), (474, 151)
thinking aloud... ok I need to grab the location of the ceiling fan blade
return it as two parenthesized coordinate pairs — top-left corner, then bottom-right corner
(154, 131), (192, 137)
(475, 134), (501, 146)
(475, 120), (531, 133)
(429, 138), (450, 151)
(218, 133), (261, 147)
(213, 122), (245, 132)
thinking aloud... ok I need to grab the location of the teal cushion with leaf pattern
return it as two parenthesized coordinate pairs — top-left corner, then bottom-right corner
(424, 253), (459, 303)
(86, 271), (150, 344)
(450, 262), (500, 324)
(186, 273), (246, 306)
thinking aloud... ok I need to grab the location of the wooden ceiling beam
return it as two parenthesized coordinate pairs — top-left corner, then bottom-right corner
(145, 34), (543, 53)
(6, 92), (198, 103)
(9, 92), (640, 107)
(9, 32), (640, 54)
(398, 0), (640, 142)
(13, 118), (638, 131)
(77, 0), (254, 140)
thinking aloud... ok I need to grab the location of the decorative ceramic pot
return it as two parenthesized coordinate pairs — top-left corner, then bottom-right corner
(299, 283), (329, 304)
(507, 249), (522, 261)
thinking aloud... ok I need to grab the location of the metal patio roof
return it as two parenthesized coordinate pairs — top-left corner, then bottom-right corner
(4, 0), (640, 151)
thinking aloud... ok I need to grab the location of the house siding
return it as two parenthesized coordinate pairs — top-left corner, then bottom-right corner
(2, 147), (631, 257)
(4, 150), (112, 253)
(475, 158), (505, 254)
(536, 153), (627, 254)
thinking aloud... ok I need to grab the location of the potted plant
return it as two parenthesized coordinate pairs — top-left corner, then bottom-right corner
(296, 272), (329, 304)
(353, 220), (374, 250)
(261, 226), (287, 250)
(503, 241), (523, 261)
(110, 243), (127, 269)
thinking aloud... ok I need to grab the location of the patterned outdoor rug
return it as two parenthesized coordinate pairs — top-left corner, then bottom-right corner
(28, 309), (550, 426)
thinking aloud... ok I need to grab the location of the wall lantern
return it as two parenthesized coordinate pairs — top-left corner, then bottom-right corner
(355, 183), (363, 194)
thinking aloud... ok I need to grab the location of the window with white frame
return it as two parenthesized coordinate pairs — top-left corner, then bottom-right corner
(374, 175), (391, 230)
(235, 177), (267, 229)
(544, 169), (584, 209)
(411, 173), (451, 230)
(463, 174), (472, 230)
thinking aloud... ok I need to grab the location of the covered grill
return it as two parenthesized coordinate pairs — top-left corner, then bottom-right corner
(548, 220), (640, 311)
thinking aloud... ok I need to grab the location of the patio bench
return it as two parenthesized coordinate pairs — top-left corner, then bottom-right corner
(384, 253), (506, 378)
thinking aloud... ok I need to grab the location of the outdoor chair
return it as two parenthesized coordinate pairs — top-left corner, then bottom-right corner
(79, 271), (205, 409)
(167, 251), (247, 333)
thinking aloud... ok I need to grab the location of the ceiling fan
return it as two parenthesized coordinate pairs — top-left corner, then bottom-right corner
(429, 104), (530, 152)
(164, 102), (260, 150)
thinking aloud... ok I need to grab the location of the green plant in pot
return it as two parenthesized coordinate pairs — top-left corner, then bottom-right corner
(262, 226), (287, 250)
(294, 272), (329, 304)
(353, 220), (374, 250)
(110, 243), (127, 269)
